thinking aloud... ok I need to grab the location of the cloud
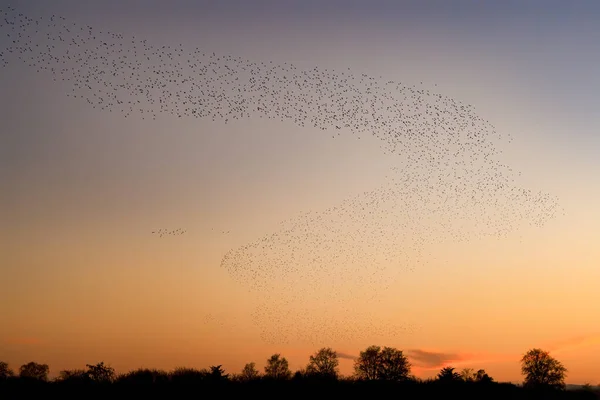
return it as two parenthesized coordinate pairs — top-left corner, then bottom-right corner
(337, 352), (358, 360)
(3, 337), (44, 345)
(337, 349), (475, 369)
(405, 349), (464, 369)
(548, 333), (600, 354)
(406, 349), (515, 370)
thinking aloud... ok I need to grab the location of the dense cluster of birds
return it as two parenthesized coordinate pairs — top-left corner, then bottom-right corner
(1, 6), (563, 345)
(152, 228), (187, 238)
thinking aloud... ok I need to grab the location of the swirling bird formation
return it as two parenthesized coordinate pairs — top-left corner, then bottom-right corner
(1, 5), (563, 345)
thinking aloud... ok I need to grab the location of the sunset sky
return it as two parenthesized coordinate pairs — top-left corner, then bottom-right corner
(1, 0), (599, 384)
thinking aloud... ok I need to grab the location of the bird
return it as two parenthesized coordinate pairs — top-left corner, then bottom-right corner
(0, 5), (563, 345)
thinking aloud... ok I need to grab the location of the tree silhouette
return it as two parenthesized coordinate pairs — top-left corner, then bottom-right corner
(354, 345), (381, 380)
(170, 367), (209, 384)
(377, 347), (411, 381)
(353, 345), (411, 381)
(520, 348), (567, 390)
(293, 369), (306, 380)
(116, 368), (170, 385)
(19, 362), (49, 381)
(475, 369), (494, 383)
(458, 368), (494, 383)
(57, 369), (89, 383)
(209, 365), (229, 381)
(86, 362), (115, 383)
(437, 367), (462, 383)
(0, 362), (14, 380)
(460, 368), (476, 382)
(0, 346), (592, 398)
(239, 362), (260, 382)
(306, 347), (339, 379)
(264, 354), (291, 380)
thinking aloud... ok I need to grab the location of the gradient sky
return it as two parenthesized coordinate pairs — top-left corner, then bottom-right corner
(1, 0), (599, 384)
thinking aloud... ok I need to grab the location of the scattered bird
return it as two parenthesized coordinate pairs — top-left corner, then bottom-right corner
(152, 228), (186, 238)
(0, 6), (564, 345)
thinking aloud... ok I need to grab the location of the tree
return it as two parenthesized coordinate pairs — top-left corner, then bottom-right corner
(354, 345), (382, 380)
(264, 354), (291, 380)
(239, 362), (260, 381)
(461, 368), (476, 382)
(208, 365), (229, 381)
(170, 367), (209, 383)
(354, 345), (411, 381)
(19, 362), (49, 381)
(86, 362), (115, 383)
(520, 348), (567, 390)
(437, 366), (462, 383)
(116, 368), (170, 385)
(293, 369), (306, 380)
(57, 369), (89, 383)
(459, 368), (493, 383)
(475, 369), (494, 383)
(377, 347), (411, 381)
(306, 347), (339, 379)
(0, 362), (14, 380)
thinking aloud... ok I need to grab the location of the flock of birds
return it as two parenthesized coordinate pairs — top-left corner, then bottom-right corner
(1, 6), (563, 345)
(151, 228), (187, 238)
(251, 301), (419, 346)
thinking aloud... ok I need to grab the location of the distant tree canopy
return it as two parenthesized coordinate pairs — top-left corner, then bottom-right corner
(209, 365), (229, 381)
(306, 347), (339, 379)
(460, 368), (493, 383)
(520, 348), (567, 390)
(239, 362), (260, 381)
(0, 362), (15, 380)
(354, 346), (380, 380)
(0, 346), (581, 397)
(86, 362), (115, 383)
(19, 362), (49, 381)
(461, 368), (476, 382)
(116, 368), (170, 385)
(437, 367), (462, 383)
(475, 369), (494, 383)
(353, 346), (411, 381)
(57, 369), (89, 383)
(264, 354), (291, 380)
(170, 367), (209, 384)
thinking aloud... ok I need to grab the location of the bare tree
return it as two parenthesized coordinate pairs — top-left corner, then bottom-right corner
(19, 362), (49, 381)
(264, 354), (291, 380)
(306, 347), (339, 379)
(521, 348), (567, 390)
(354, 345), (381, 380)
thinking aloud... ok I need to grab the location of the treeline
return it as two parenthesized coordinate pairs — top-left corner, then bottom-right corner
(1, 346), (598, 399)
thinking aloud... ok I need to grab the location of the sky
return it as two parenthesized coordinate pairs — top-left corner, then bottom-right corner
(1, 0), (599, 384)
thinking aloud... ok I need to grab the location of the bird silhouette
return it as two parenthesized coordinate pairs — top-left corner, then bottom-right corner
(0, 5), (564, 345)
